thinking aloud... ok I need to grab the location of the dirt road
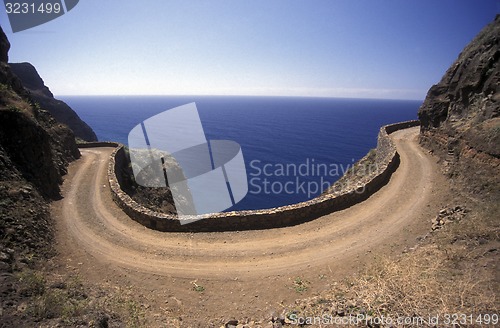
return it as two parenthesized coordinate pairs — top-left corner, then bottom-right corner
(51, 127), (451, 324)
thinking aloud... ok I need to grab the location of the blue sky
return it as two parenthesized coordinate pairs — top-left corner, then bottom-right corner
(0, 0), (498, 99)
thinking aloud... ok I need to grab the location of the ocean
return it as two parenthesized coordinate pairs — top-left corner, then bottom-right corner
(62, 96), (421, 211)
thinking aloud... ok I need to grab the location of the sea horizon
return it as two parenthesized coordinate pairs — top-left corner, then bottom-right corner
(58, 94), (425, 102)
(62, 95), (422, 211)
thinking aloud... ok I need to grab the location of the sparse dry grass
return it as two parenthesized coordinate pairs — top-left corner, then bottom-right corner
(0, 83), (34, 115)
(288, 201), (499, 327)
(8, 270), (150, 327)
(324, 148), (378, 195)
(349, 244), (497, 320)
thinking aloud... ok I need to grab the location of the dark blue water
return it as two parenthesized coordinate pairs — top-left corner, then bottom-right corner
(62, 96), (421, 211)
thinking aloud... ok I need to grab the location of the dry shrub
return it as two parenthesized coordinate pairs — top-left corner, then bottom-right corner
(340, 202), (499, 326)
(289, 202), (499, 327)
(351, 244), (497, 320)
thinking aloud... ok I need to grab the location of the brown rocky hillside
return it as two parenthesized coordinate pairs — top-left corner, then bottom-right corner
(418, 15), (500, 200)
(0, 28), (80, 198)
(0, 25), (82, 327)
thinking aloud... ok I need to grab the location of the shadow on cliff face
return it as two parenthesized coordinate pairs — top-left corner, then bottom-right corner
(418, 15), (500, 200)
(0, 24), (82, 197)
(0, 84), (80, 199)
(0, 24), (96, 327)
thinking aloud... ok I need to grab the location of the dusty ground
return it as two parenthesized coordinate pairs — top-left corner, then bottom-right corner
(49, 127), (454, 326)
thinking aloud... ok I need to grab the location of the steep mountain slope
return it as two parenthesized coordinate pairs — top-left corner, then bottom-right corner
(418, 15), (499, 199)
(9, 62), (97, 142)
(0, 24), (80, 323)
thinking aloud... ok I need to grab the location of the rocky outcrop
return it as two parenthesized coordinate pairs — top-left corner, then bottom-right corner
(0, 26), (8, 63)
(1, 27), (81, 326)
(9, 62), (97, 142)
(0, 25), (113, 327)
(0, 25), (80, 271)
(418, 15), (500, 199)
(0, 56), (80, 198)
(431, 205), (467, 231)
(0, 30), (28, 99)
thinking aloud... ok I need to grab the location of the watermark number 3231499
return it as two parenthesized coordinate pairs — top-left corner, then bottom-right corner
(2, 0), (80, 33)
(5, 2), (62, 14)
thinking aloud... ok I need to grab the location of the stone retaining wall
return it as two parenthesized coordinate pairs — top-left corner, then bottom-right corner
(106, 120), (420, 232)
(77, 141), (120, 148)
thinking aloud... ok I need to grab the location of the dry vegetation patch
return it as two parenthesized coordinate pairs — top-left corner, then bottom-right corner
(284, 201), (499, 327)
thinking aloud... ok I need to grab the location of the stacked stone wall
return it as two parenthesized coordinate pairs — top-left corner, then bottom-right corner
(91, 120), (420, 232)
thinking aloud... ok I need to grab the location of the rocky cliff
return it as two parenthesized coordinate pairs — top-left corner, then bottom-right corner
(418, 15), (499, 199)
(0, 26), (121, 327)
(0, 24), (79, 270)
(9, 62), (98, 142)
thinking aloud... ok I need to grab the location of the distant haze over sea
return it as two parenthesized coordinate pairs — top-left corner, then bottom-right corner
(63, 96), (420, 210)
